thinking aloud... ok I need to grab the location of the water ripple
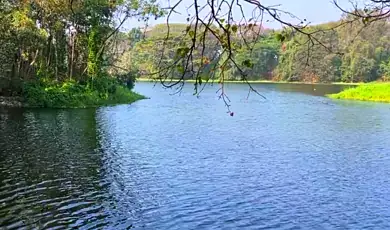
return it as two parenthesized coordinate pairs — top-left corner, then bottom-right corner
(1, 83), (390, 229)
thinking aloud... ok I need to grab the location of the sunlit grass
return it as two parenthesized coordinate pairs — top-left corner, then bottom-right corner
(328, 83), (390, 103)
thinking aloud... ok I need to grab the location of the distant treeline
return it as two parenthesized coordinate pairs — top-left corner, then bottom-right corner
(117, 16), (390, 83)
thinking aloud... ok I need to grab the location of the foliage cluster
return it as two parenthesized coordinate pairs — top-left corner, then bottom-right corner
(23, 75), (145, 108)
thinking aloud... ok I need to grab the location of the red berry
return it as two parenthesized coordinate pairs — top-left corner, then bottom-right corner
(282, 43), (287, 52)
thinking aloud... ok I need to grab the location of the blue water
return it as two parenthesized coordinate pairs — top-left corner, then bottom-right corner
(0, 82), (390, 229)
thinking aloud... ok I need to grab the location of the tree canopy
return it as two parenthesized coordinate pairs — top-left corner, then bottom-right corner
(0, 0), (162, 95)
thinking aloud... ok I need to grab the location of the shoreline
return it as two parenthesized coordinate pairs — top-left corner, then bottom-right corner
(136, 78), (361, 86)
(0, 92), (147, 109)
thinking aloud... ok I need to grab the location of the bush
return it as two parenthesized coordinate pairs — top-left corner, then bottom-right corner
(90, 75), (118, 95)
(22, 75), (145, 108)
(116, 71), (138, 90)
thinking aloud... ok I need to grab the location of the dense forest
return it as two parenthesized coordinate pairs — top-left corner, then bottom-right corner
(0, 0), (161, 107)
(121, 17), (390, 84)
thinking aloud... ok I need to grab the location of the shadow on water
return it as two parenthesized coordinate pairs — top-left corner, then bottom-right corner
(268, 83), (356, 96)
(0, 107), (110, 229)
(0, 107), (149, 229)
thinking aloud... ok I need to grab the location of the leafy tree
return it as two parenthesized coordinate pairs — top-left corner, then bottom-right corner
(230, 34), (280, 80)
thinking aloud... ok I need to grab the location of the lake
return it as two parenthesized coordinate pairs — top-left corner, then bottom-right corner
(1, 82), (390, 229)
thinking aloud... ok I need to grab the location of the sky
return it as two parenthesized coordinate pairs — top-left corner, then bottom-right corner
(122, 0), (358, 31)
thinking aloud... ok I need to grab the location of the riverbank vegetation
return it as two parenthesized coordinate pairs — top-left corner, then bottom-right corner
(328, 83), (390, 103)
(0, 0), (161, 107)
(23, 77), (146, 108)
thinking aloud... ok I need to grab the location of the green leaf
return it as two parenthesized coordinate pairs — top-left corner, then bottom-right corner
(275, 33), (282, 41)
(177, 65), (184, 73)
(362, 17), (369, 25)
(189, 30), (195, 38)
(183, 47), (190, 54)
(220, 18), (225, 23)
(242, 59), (253, 68)
(176, 47), (183, 56)
(175, 47), (190, 58)
(275, 33), (285, 42)
(232, 25), (238, 33)
(281, 35), (286, 43)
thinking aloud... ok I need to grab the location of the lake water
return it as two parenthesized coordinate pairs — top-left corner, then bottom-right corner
(1, 82), (390, 229)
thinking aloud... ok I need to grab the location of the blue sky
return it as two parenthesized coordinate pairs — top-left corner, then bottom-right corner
(122, 0), (357, 31)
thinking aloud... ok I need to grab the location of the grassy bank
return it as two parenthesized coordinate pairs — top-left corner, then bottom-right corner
(23, 78), (146, 108)
(328, 83), (390, 103)
(136, 78), (361, 85)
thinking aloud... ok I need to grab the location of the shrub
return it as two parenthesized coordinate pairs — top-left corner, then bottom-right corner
(22, 74), (144, 108)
